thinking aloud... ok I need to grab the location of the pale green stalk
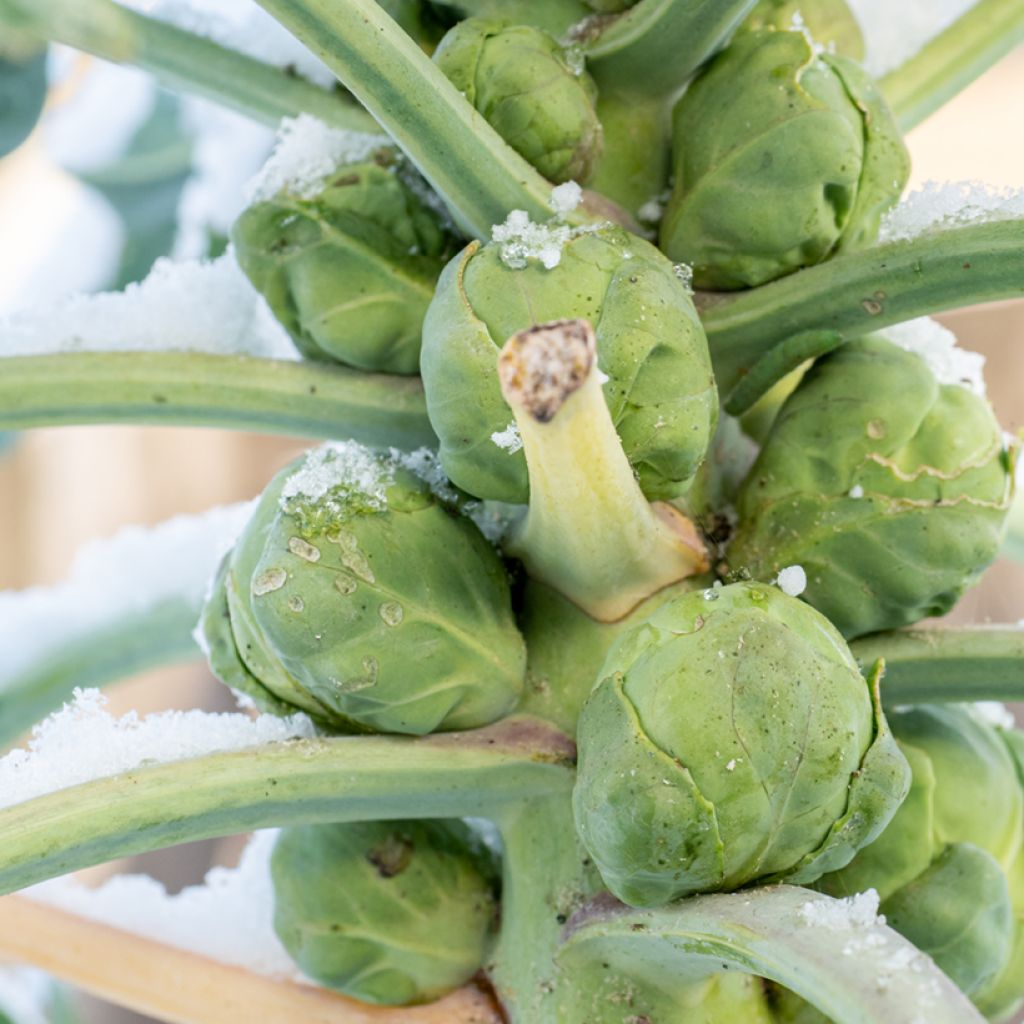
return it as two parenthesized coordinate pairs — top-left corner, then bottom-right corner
(0, 353), (435, 448)
(0, 0), (374, 131)
(0, 718), (575, 896)
(881, 0), (1024, 132)
(499, 320), (707, 621)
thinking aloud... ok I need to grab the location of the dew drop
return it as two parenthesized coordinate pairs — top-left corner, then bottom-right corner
(379, 601), (404, 626)
(252, 568), (287, 596)
(288, 537), (321, 562)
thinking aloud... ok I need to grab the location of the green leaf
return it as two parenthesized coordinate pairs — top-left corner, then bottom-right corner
(0, 352), (436, 447)
(0, 597), (199, 750)
(78, 91), (194, 288)
(0, 718), (574, 896)
(559, 885), (985, 1024)
(702, 219), (1024, 398)
(0, 46), (46, 156)
(851, 627), (1024, 704)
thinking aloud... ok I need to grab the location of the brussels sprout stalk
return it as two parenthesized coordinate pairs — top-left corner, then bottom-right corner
(498, 318), (708, 621)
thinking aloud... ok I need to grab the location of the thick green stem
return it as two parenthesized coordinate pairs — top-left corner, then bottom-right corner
(490, 794), (600, 1023)
(0, 717), (574, 896)
(0, 353), (435, 449)
(559, 887), (984, 1024)
(499, 320), (707, 621)
(250, 0), (567, 238)
(881, 0), (1024, 132)
(0, 598), (199, 751)
(0, 0), (374, 131)
(580, 0), (756, 98)
(701, 219), (1024, 398)
(850, 628), (1024, 704)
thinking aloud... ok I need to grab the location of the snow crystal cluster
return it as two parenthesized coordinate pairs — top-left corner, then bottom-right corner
(492, 210), (575, 270)
(799, 889), (881, 931)
(0, 253), (298, 360)
(884, 318), (987, 397)
(0, 689), (315, 812)
(0, 503), (254, 692)
(247, 114), (389, 204)
(968, 702), (1018, 731)
(27, 831), (300, 980)
(549, 181), (583, 218)
(847, 0), (978, 78)
(775, 565), (808, 598)
(117, 0), (337, 88)
(879, 181), (1024, 244)
(279, 441), (394, 510)
(490, 422), (524, 454)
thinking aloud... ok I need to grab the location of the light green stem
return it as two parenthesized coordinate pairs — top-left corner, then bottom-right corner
(0, 353), (435, 449)
(581, 0), (756, 98)
(702, 219), (1024, 398)
(559, 886), (985, 1024)
(250, 0), (566, 238)
(0, 598), (200, 751)
(0, 717), (575, 896)
(850, 627), (1024, 704)
(881, 0), (1024, 132)
(0, 0), (375, 131)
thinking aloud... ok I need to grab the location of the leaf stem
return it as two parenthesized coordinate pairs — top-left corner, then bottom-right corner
(701, 219), (1024, 398)
(0, 718), (574, 896)
(0, 352), (436, 449)
(0, 896), (499, 1023)
(250, 0), (565, 237)
(0, 0), (376, 131)
(580, 0), (756, 99)
(880, 0), (1024, 132)
(850, 627), (1024, 704)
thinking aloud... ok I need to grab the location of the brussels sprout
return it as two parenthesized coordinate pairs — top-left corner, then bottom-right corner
(660, 29), (909, 290)
(421, 225), (716, 504)
(820, 706), (1023, 1002)
(584, 0), (638, 10)
(729, 336), (1017, 639)
(232, 149), (455, 374)
(272, 820), (497, 1004)
(572, 582), (909, 906)
(198, 442), (526, 734)
(433, 18), (603, 184)
(740, 0), (864, 59)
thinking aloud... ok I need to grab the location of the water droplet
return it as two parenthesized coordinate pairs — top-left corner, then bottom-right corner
(288, 595), (305, 612)
(334, 575), (357, 596)
(288, 537), (321, 562)
(379, 601), (404, 626)
(252, 568), (287, 596)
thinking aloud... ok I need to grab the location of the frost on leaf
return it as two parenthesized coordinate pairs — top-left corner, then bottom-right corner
(0, 253), (298, 360)
(492, 210), (573, 270)
(879, 181), (1024, 244)
(490, 422), (524, 454)
(246, 114), (389, 204)
(0, 503), (254, 691)
(26, 831), (300, 980)
(799, 889), (881, 931)
(0, 689), (314, 811)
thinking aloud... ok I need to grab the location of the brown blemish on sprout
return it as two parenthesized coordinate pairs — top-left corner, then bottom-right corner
(498, 319), (596, 423)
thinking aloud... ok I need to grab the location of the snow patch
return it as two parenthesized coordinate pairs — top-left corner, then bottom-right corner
(26, 830), (299, 980)
(246, 114), (389, 204)
(0, 503), (254, 692)
(849, 484), (865, 499)
(0, 252), (299, 360)
(549, 181), (583, 218)
(492, 210), (574, 270)
(799, 889), (881, 931)
(279, 441), (394, 510)
(0, 967), (54, 1024)
(775, 565), (807, 598)
(883, 318), (986, 397)
(879, 181), (1024, 243)
(0, 690), (314, 812)
(490, 422), (523, 454)
(968, 702), (1017, 731)
(847, 0), (978, 77)
(117, 0), (338, 88)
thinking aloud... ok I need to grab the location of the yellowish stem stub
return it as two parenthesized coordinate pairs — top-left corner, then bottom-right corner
(499, 319), (708, 622)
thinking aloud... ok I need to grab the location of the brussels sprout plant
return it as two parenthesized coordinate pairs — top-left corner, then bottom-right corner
(0, 0), (1023, 1023)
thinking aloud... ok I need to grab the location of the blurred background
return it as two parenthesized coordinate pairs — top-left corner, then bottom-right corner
(0, 39), (1022, 1024)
